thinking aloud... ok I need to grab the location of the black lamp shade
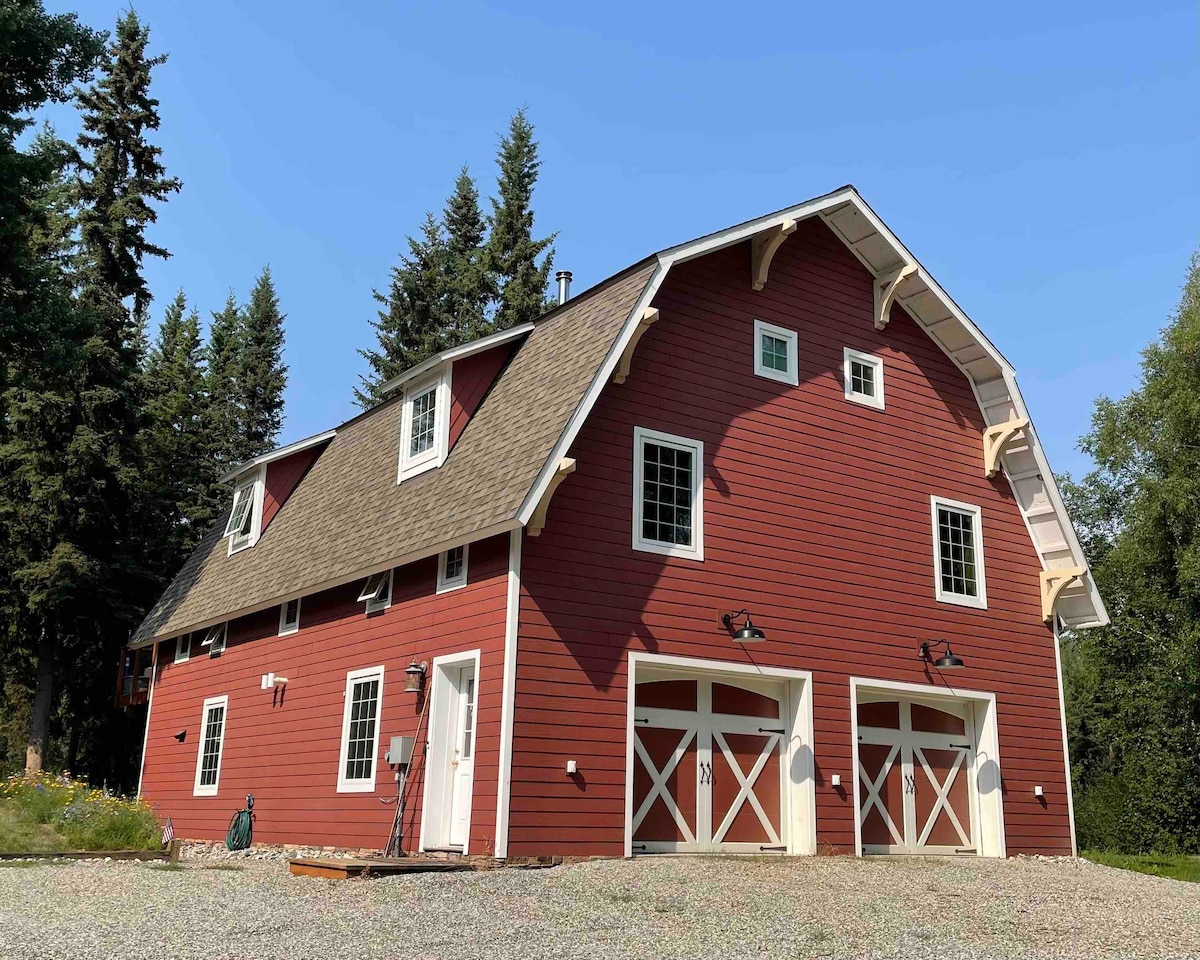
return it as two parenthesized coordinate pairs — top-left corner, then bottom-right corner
(922, 640), (965, 668)
(733, 615), (767, 643)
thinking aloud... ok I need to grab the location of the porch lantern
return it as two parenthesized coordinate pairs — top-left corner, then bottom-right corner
(722, 609), (767, 643)
(920, 640), (965, 669)
(403, 660), (427, 694)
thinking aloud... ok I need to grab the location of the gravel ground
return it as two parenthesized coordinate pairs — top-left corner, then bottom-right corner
(0, 854), (1194, 959)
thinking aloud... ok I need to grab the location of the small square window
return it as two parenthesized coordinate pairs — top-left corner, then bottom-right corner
(358, 570), (393, 613)
(279, 598), (301, 636)
(437, 545), (469, 593)
(843, 348), (885, 410)
(633, 427), (704, 561)
(174, 633), (192, 665)
(752, 319), (799, 386)
(930, 496), (987, 609)
(201, 622), (227, 655)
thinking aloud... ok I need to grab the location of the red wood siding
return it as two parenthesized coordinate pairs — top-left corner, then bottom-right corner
(261, 447), (322, 531)
(510, 218), (1072, 858)
(140, 534), (510, 852)
(449, 344), (517, 449)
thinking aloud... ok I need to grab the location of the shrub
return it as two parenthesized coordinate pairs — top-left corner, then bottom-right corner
(0, 772), (160, 852)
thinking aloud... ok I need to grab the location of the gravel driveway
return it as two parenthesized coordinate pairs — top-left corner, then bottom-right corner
(0, 854), (1193, 959)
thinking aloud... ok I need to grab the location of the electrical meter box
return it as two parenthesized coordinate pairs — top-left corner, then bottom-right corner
(386, 735), (414, 767)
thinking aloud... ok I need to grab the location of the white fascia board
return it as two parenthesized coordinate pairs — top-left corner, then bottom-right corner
(379, 323), (534, 396)
(219, 430), (337, 484)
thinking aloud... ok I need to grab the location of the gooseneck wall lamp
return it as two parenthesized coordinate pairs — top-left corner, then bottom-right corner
(920, 640), (965, 669)
(722, 610), (767, 643)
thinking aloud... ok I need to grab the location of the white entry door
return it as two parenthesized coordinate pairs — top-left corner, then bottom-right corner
(447, 665), (476, 848)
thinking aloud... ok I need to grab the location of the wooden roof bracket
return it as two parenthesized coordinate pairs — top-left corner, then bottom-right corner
(613, 307), (660, 384)
(874, 263), (917, 330)
(750, 219), (797, 291)
(1041, 567), (1087, 622)
(527, 457), (577, 537)
(983, 417), (1031, 477)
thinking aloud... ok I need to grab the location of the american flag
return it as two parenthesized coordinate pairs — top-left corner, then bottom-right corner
(162, 817), (175, 846)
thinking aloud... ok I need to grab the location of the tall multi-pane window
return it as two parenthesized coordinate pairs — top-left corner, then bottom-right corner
(409, 386), (437, 457)
(752, 319), (799, 386)
(398, 373), (448, 482)
(930, 497), (987, 608)
(193, 696), (228, 796)
(633, 427), (704, 561)
(338, 667), (384, 792)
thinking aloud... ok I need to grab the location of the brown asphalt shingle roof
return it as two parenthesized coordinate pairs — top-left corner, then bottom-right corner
(133, 259), (657, 644)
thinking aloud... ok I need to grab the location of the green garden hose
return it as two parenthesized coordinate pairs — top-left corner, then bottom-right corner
(226, 794), (254, 851)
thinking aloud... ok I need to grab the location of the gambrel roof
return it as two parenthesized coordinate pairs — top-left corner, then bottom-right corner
(133, 186), (1106, 645)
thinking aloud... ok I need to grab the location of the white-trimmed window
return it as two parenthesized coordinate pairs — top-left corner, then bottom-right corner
(436, 545), (468, 593)
(278, 598), (300, 636)
(358, 570), (393, 613)
(930, 496), (987, 609)
(174, 633), (192, 665)
(633, 426), (704, 561)
(844, 347), (885, 410)
(752, 319), (799, 386)
(200, 622), (227, 655)
(397, 370), (450, 482)
(337, 666), (384, 793)
(223, 469), (265, 554)
(193, 695), (228, 797)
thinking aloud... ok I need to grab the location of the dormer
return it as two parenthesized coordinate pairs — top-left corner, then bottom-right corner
(383, 323), (531, 485)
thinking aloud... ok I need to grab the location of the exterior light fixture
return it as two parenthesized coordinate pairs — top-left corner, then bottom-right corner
(722, 609), (767, 643)
(920, 640), (965, 669)
(403, 660), (428, 694)
(173, 729), (186, 743)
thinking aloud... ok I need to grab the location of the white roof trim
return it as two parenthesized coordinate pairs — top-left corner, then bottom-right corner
(517, 186), (1108, 629)
(219, 430), (337, 484)
(379, 323), (534, 396)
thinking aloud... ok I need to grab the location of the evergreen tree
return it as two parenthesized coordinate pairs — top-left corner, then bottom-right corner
(443, 166), (490, 343)
(484, 109), (555, 331)
(205, 292), (247, 470)
(239, 267), (288, 458)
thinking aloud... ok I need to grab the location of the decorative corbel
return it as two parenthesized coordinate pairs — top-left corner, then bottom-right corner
(1040, 567), (1086, 622)
(527, 458), (577, 537)
(750, 219), (797, 291)
(613, 308), (660, 385)
(983, 417), (1030, 477)
(874, 263), (917, 330)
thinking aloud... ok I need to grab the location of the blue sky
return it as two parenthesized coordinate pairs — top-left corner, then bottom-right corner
(51, 1), (1198, 478)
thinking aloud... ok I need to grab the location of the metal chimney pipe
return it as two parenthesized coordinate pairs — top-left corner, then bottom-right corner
(556, 270), (573, 305)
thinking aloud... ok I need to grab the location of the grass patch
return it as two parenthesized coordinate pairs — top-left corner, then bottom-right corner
(1083, 850), (1199, 882)
(145, 862), (185, 872)
(0, 772), (161, 853)
(203, 863), (244, 871)
(0, 860), (43, 868)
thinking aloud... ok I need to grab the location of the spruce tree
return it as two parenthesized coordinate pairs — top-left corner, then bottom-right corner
(205, 292), (247, 470)
(443, 166), (490, 343)
(239, 267), (288, 458)
(485, 109), (555, 331)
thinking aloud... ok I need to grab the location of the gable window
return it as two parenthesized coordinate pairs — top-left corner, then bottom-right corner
(844, 348), (885, 410)
(436, 545), (468, 593)
(200, 622), (227, 655)
(397, 371), (450, 483)
(278, 598), (301, 636)
(633, 427), (704, 561)
(337, 666), (384, 793)
(358, 570), (393, 613)
(193, 695), (228, 797)
(930, 496), (987, 609)
(752, 319), (799, 386)
(174, 633), (192, 665)
(223, 470), (264, 555)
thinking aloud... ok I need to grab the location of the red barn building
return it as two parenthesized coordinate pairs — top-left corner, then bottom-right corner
(128, 187), (1106, 860)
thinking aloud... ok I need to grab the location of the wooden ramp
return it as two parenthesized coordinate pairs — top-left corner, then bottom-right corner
(288, 856), (477, 880)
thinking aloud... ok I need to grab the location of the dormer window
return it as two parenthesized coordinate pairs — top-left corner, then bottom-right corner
(397, 370), (450, 483)
(223, 469), (264, 555)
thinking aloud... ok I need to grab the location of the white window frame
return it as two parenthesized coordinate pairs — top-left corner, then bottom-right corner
(278, 598), (301, 636)
(632, 426), (705, 562)
(225, 467), (266, 555)
(193, 695), (229, 797)
(337, 665), (385, 793)
(397, 369), (451, 483)
(358, 570), (393, 613)
(752, 319), (799, 387)
(200, 622), (227, 655)
(929, 495), (988, 609)
(843, 347), (885, 411)
(174, 633), (191, 665)
(436, 544), (469, 593)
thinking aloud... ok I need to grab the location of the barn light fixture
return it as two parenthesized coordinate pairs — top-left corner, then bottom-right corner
(403, 660), (427, 694)
(722, 609), (767, 643)
(920, 640), (965, 669)
(173, 729), (187, 743)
